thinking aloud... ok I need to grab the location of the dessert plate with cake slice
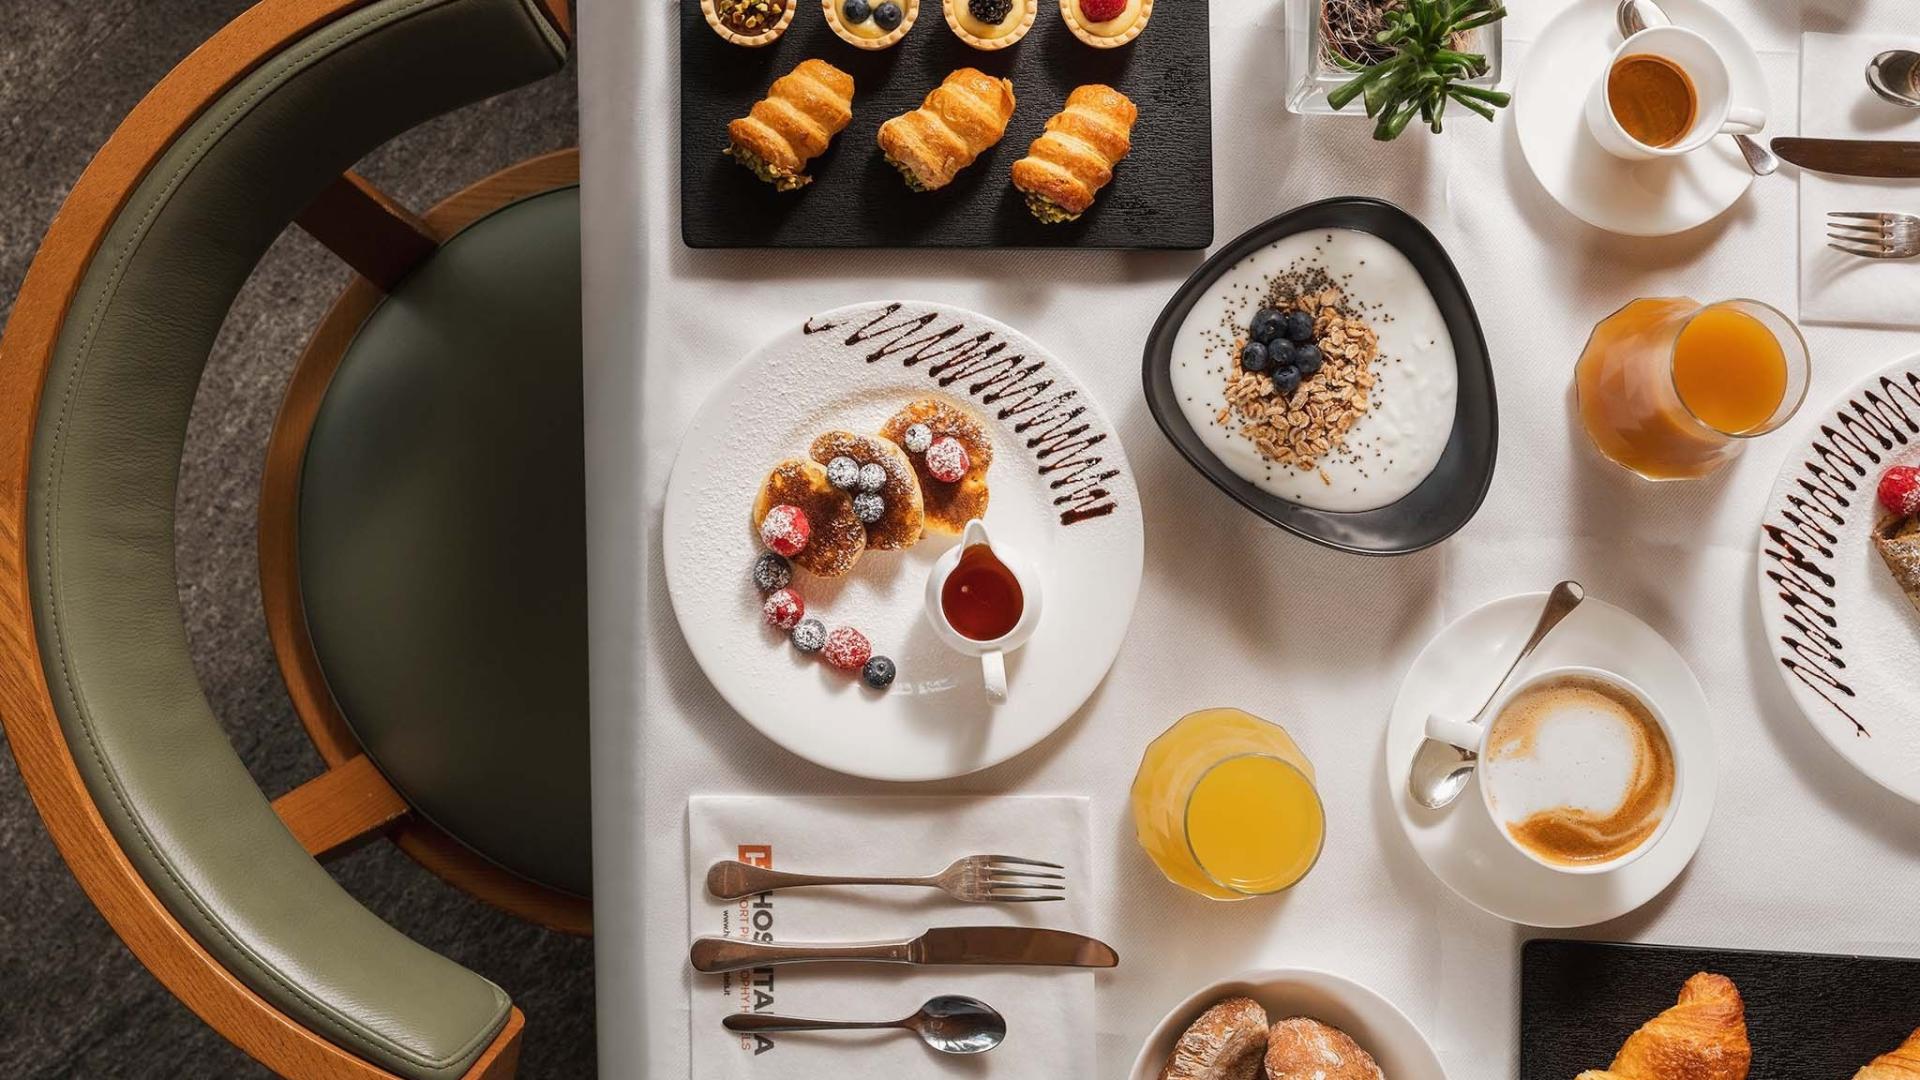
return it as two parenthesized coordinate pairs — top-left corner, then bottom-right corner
(1757, 352), (1920, 804)
(662, 301), (1143, 782)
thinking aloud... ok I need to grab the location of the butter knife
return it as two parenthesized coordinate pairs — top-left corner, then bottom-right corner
(1770, 138), (1920, 178)
(689, 926), (1119, 974)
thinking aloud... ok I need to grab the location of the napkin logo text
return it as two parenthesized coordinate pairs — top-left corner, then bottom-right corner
(732, 843), (778, 1055)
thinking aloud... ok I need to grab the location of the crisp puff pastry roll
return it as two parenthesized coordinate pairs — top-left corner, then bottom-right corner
(1011, 83), (1136, 223)
(726, 59), (855, 191)
(877, 67), (1016, 191)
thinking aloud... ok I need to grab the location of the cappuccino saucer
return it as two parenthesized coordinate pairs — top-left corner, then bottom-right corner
(1513, 0), (1769, 237)
(1385, 592), (1716, 927)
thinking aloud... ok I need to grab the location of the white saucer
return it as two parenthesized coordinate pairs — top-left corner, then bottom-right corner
(1385, 592), (1717, 927)
(1514, 0), (1768, 237)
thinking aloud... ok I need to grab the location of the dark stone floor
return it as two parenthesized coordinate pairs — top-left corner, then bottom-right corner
(0, 1), (594, 1075)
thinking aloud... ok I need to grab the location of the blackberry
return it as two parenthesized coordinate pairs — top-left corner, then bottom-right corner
(968, 0), (1013, 21)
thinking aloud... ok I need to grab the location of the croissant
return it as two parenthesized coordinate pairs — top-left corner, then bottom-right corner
(1858, 1029), (1920, 1079)
(877, 67), (1016, 191)
(1010, 84), (1137, 223)
(726, 59), (854, 191)
(1575, 973), (1750, 1080)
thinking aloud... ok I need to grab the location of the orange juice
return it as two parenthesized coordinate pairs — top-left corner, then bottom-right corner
(1130, 708), (1325, 900)
(1576, 298), (1807, 480)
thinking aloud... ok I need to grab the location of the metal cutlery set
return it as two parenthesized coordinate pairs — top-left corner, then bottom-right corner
(693, 854), (1115, 1055)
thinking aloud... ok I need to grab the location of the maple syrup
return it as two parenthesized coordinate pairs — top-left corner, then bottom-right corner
(940, 544), (1024, 641)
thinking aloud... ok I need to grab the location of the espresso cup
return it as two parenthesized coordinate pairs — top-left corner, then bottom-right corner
(923, 519), (1041, 703)
(1585, 26), (1765, 160)
(1425, 666), (1683, 875)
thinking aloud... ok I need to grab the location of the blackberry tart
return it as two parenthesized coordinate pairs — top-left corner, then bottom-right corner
(943, 0), (1036, 50)
(824, 0), (918, 50)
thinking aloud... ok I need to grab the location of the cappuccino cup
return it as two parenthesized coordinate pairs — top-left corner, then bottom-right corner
(1425, 666), (1682, 874)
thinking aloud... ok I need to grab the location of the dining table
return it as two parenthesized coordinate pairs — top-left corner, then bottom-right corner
(576, 0), (1920, 1075)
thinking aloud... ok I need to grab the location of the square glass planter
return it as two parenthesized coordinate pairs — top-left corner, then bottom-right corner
(1284, 0), (1505, 117)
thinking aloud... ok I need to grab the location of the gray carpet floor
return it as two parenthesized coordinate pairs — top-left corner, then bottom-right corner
(0, 1), (595, 1075)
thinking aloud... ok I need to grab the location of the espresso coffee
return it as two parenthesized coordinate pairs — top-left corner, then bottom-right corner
(1608, 54), (1697, 148)
(1481, 675), (1676, 868)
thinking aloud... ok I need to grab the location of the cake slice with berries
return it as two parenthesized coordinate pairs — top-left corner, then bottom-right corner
(1876, 465), (1920, 619)
(752, 460), (866, 578)
(878, 398), (993, 535)
(809, 430), (925, 551)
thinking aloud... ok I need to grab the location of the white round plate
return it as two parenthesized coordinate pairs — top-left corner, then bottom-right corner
(1385, 592), (1717, 927)
(1757, 354), (1920, 804)
(1128, 968), (1446, 1080)
(1514, 0), (1767, 237)
(662, 301), (1144, 782)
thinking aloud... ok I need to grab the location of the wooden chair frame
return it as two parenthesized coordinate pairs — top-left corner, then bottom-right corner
(264, 149), (592, 936)
(0, 0), (571, 1075)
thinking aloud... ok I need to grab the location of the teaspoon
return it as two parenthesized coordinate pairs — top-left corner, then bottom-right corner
(1407, 581), (1585, 810)
(1614, 0), (1778, 174)
(722, 995), (1006, 1055)
(1867, 50), (1920, 110)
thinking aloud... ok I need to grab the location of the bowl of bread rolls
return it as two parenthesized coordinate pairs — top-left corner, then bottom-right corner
(1130, 968), (1447, 1080)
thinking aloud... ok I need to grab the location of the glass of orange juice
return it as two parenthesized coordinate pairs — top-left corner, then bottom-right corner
(1129, 708), (1325, 901)
(1576, 298), (1809, 480)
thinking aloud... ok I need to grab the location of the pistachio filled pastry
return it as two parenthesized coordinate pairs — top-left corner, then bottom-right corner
(725, 60), (855, 191)
(876, 67), (1016, 191)
(1010, 84), (1136, 223)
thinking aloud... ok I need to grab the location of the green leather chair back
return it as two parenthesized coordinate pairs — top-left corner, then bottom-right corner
(25, 1), (566, 1076)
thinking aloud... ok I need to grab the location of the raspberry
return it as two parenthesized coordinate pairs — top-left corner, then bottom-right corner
(925, 437), (971, 483)
(1880, 465), (1920, 518)
(822, 626), (872, 671)
(759, 504), (810, 556)
(1079, 0), (1126, 21)
(761, 588), (805, 630)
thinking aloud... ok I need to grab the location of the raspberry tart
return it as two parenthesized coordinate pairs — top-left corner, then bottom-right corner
(824, 0), (918, 50)
(1060, 0), (1150, 48)
(943, 0), (1037, 51)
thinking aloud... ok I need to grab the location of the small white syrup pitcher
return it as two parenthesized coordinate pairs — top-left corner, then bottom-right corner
(923, 519), (1042, 703)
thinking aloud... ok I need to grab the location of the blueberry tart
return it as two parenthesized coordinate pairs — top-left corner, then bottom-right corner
(702, 0), (796, 47)
(825, 0), (918, 50)
(1060, 0), (1150, 48)
(943, 0), (1036, 51)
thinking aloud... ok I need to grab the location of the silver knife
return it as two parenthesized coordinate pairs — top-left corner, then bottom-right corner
(689, 926), (1119, 973)
(1770, 138), (1920, 178)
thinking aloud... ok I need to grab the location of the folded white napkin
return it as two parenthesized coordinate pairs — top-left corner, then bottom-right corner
(1798, 32), (1920, 328)
(686, 795), (1095, 1078)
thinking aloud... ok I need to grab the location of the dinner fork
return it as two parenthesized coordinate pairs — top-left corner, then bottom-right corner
(705, 855), (1066, 903)
(1827, 211), (1920, 260)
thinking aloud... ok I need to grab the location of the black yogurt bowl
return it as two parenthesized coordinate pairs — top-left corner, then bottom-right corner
(1142, 197), (1498, 557)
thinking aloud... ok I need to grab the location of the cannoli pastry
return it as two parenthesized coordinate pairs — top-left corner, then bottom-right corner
(726, 59), (855, 191)
(876, 67), (1016, 191)
(1857, 1028), (1920, 1080)
(1010, 83), (1137, 222)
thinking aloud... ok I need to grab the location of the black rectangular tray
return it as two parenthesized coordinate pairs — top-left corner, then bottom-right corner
(678, 0), (1212, 248)
(1521, 939), (1920, 1078)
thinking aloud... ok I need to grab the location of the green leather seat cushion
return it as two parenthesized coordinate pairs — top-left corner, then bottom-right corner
(300, 186), (591, 900)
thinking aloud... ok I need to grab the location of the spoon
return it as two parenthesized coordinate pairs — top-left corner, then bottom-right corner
(1867, 49), (1920, 109)
(721, 995), (1006, 1055)
(1614, 0), (1779, 175)
(1407, 581), (1586, 810)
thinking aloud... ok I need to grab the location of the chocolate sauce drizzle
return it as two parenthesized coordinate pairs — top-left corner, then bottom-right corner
(1760, 369), (1920, 738)
(806, 304), (1121, 526)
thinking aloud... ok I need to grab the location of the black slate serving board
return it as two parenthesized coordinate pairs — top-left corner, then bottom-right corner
(679, 0), (1212, 248)
(1522, 939), (1920, 1078)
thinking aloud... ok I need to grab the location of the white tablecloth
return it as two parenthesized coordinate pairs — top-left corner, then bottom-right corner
(578, 2), (1920, 1075)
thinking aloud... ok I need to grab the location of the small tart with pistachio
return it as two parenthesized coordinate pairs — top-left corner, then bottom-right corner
(943, 0), (1036, 50)
(703, 0), (796, 46)
(1060, 0), (1150, 48)
(824, 0), (918, 50)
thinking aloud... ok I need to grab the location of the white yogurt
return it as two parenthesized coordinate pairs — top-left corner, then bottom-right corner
(1168, 228), (1458, 512)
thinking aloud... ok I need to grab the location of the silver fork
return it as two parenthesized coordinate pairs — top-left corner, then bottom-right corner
(706, 854), (1065, 903)
(1828, 211), (1920, 259)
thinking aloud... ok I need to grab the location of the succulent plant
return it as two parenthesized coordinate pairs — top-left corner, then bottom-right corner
(1325, 0), (1511, 141)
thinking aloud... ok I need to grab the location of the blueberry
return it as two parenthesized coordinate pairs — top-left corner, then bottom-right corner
(1285, 310), (1315, 343)
(1294, 342), (1323, 377)
(826, 455), (860, 490)
(1249, 308), (1285, 344)
(862, 655), (897, 689)
(1267, 339), (1297, 370)
(791, 618), (826, 653)
(1240, 340), (1271, 374)
(853, 491), (886, 524)
(751, 552), (792, 592)
(842, 0), (871, 21)
(857, 462), (887, 493)
(1272, 364), (1302, 396)
(872, 0), (902, 29)
(903, 423), (933, 454)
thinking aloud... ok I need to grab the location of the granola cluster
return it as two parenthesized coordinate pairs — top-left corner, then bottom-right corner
(1219, 286), (1379, 474)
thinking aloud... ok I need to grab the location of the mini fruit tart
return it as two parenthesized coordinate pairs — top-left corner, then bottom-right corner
(1060, 0), (1150, 48)
(943, 0), (1036, 50)
(824, 0), (918, 50)
(703, 0), (796, 46)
